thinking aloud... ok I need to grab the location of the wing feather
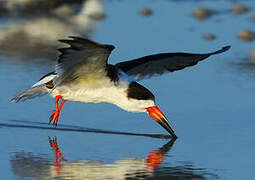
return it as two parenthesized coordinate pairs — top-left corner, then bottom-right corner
(32, 71), (56, 88)
(55, 36), (115, 85)
(115, 46), (230, 80)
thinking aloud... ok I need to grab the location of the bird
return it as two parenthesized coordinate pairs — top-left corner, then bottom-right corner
(11, 36), (230, 138)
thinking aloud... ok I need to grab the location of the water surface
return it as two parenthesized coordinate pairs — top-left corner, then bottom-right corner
(0, 0), (255, 179)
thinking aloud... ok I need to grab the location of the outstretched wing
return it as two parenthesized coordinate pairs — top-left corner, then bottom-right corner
(55, 36), (115, 85)
(11, 72), (57, 103)
(115, 46), (230, 81)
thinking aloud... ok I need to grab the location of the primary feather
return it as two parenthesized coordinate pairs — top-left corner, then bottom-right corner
(116, 46), (230, 80)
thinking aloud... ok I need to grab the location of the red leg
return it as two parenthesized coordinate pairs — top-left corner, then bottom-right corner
(49, 95), (66, 126)
(49, 137), (66, 174)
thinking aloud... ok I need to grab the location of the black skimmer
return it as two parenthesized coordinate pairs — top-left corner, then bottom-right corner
(11, 37), (230, 138)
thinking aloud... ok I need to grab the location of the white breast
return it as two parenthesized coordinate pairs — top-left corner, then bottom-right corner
(50, 78), (154, 113)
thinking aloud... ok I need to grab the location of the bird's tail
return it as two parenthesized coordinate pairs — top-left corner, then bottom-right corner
(11, 86), (48, 103)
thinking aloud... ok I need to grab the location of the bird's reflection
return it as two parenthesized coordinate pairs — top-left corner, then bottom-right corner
(0, 0), (104, 63)
(49, 137), (65, 166)
(48, 136), (175, 171)
(10, 136), (218, 179)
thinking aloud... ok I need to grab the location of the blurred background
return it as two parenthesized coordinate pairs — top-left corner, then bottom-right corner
(0, 0), (254, 179)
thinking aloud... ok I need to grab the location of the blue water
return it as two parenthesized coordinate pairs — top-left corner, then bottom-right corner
(0, 0), (255, 179)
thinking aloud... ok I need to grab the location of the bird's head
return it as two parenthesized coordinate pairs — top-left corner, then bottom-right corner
(125, 81), (177, 138)
(146, 105), (177, 138)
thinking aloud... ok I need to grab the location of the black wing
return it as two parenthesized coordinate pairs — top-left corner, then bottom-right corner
(115, 46), (230, 81)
